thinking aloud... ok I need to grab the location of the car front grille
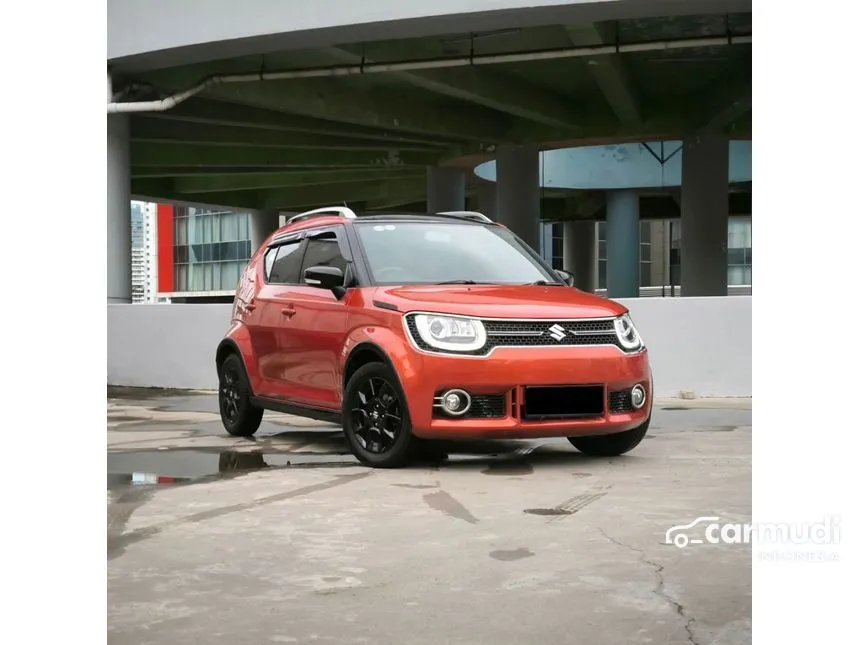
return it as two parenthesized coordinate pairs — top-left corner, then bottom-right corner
(406, 315), (621, 356)
(609, 389), (634, 414)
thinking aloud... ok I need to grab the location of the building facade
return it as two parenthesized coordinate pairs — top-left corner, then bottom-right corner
(130, 201), (158, 303)
(540, 216), (752, 296)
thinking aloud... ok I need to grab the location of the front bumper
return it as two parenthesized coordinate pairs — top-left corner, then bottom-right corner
(400, 346), (652, 440)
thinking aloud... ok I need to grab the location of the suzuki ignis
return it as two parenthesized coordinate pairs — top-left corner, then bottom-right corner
(216, 207), (652, 468)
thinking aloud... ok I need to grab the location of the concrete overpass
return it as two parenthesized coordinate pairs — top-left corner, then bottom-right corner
(107, 0), (752, 396)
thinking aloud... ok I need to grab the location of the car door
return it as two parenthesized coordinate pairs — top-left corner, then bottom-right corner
(249, 235), (307, 399)
(275, 226), (353, 410)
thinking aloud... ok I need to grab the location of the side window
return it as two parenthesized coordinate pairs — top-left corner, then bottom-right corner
(300, 234), (348, 279)
(268, 240), (304, 284)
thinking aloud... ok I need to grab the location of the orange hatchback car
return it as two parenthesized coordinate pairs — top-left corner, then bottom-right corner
(216, 206), (652, 468)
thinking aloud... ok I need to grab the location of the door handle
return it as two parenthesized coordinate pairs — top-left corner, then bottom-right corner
(281, 306), (296, 318)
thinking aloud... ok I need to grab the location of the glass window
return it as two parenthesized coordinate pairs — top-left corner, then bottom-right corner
(242, 240), (252, 259)
(220, 262), (241, 290)
(301, 234), (348, 278)
(269, 240), (304, 284)
(239, 213), (249, 241)
(264, 247), (277, 279)
(355, 222), (558, 285)
(640, 243), (651, 263)
(727, 248), (745, 266)
(598, 259), (607, 290)
(174, 264), (188, 291)
(174, 216), (188, 246)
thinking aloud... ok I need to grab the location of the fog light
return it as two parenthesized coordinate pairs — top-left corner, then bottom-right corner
(631, 384), (647, 410)
(441, 389), (471, 416)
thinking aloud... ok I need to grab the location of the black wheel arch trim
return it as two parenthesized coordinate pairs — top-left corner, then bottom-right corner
(215, 338), (255, 396)
(343, 341), (402, 388)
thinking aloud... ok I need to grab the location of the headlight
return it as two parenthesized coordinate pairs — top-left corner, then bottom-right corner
(413, 314), (487, 352)
(614, 313), (643, 351)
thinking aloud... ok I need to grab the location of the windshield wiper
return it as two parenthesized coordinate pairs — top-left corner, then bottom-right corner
(435, 279), (481, 285)
(527, 280), (565, 286)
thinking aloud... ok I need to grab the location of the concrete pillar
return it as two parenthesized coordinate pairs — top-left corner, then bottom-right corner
(477, 182), (497, 220)
(563, 220), (597, 292)
(680, 132), (729, 296)
(250, 210), (281, 251)
(605, 190), (640, 298)
(426, 167), (465, 213)
(497, 144), (541, 251)
(107, 73), (131, 303)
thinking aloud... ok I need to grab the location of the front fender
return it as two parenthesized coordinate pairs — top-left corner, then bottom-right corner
(340, 323), (425, 418)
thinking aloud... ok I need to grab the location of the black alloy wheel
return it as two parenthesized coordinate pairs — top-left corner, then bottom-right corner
(218, 353), (263, 437)
(343, 362), (414, 468)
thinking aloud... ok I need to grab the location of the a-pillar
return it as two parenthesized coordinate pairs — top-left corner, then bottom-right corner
(426, 167), (465, 213)
(477, 182), (497, 220)
(605, 190), (640, 298)
(562, 221), (596, 292)
(250, 210), (282, 251)
(107, 73), (131, 303)
(680, 132), (729, 296)
(496, 144), (540, 251)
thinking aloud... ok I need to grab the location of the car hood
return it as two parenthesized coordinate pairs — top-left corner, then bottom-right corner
(373, 284), (627, 319)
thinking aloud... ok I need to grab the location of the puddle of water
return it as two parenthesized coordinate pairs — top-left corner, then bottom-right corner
(490, 548), (535, 561)
(106, 449), (358, 490)
(523, 508), (571, 516)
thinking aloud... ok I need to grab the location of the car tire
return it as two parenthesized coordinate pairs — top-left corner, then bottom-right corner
(342, 362), (415, 468)
(567, 417), (650, 457)
(218, 353), (264, 437)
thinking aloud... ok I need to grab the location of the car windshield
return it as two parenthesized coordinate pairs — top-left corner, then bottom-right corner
(355, 221), (560, 285)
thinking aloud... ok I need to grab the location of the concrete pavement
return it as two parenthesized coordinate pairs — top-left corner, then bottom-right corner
(107, 390), (752, 645)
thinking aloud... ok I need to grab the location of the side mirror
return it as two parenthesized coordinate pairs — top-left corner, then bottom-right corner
(555, 269), (576, 287)
(304, 265), (344, 290)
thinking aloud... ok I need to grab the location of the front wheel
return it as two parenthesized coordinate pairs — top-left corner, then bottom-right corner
(342, 362), (415, 468)
(218, 353), (263, 437)
(567, 417), (650, 457)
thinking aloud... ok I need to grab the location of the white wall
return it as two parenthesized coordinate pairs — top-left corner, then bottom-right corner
(107, 297), (751, 397)
(620, 296), (751, 397)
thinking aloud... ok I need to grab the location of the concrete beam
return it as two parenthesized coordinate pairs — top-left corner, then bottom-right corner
(175, 178), (427, 211)
(129, 118), (443, 151)
(149, 99), (454, 147)
(404, 67), (582, 130)
(130, 142), (443, 168)
(564, 23), (641, 125)
(131, 166), (413, 178)
(172, 169), (423, 194)
(318, 47), (581, 130)
(204, 80), (507, 142)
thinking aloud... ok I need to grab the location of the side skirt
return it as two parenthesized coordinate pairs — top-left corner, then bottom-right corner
(250, 396), (343, 425)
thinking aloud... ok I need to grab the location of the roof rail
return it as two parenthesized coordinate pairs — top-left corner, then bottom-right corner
(436, 210), (493, 223)
(286, 206), (357, 225)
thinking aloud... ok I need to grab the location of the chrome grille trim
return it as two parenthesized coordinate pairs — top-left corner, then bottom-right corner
(404, 313), (630, 357)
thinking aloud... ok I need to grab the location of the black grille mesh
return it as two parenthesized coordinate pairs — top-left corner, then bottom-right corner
(407, 315), (620, 356)
(433, 394), (506, 419)
(609, 389), (634, 414)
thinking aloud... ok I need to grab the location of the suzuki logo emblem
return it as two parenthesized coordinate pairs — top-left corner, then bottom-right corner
(548, 324), (567, 341)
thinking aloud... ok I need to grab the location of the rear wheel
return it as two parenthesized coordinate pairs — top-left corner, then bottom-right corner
(568, 417), (650, 457)
(218, 353), (263, 437)
(342, 362), (415, 468)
